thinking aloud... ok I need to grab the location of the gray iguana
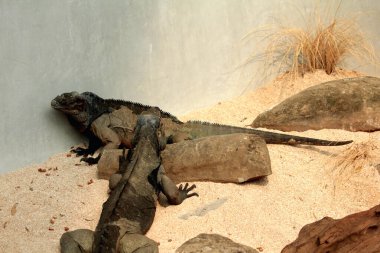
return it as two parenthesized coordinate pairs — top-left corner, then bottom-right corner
(60, 112), (198, 253)
(51, 91), (353, 164)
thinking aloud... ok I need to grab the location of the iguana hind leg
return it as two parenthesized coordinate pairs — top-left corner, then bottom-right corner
(118, 234), (158, 253)
(60, 229), (94, 253)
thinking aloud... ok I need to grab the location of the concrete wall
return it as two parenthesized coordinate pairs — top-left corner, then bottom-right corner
(1, 0), (379, 173)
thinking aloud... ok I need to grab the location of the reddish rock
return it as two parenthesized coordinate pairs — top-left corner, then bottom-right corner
(281, 204), (380, 253)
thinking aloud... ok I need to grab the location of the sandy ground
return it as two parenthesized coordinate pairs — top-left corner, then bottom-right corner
(0, 70), (379, 253)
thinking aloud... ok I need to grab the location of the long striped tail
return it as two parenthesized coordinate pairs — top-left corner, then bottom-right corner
(186, 121), (353, 146)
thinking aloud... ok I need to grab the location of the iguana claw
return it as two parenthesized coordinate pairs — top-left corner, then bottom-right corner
(71, 147), (91, 157)
(178, 183), (199, 199)
(80, 156), (100, 165)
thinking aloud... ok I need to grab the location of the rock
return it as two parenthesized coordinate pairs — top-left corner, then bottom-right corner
(176, 233), (258, 253)
(97, 149), (123, 179)
(97, 133), (271, 184)
(251, 76), (380, 132)
(281, 204), (380, 253)
(161, 133), (271, 184)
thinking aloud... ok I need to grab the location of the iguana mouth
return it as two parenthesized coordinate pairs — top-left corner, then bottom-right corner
(50, 99), (62, 109)
(51, 99), (81, 115)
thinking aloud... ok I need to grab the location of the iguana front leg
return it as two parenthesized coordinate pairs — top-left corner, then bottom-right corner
(157, 165), (198, 205)
(71, 131), (103, 158)
(81, 114), (122, 164)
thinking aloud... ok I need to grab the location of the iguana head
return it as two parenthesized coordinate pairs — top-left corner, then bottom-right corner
(51, 91), (104, 132)
(51, 91), (84, 113)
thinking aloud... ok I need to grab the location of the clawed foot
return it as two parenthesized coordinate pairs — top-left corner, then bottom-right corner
(71, 147), (91, 157)
(178, 183), (199, 200)
(80, 156), (100, 165)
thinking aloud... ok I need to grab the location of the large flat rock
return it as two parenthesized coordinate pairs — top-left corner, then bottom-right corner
(251, 76), (380, 132)
(161, 133), (271, 184)
(98, 133), (271, 184)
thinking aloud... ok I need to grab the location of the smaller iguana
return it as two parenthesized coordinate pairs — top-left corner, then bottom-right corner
(60, 112), (198, 253)
(51, 91), (353, 164)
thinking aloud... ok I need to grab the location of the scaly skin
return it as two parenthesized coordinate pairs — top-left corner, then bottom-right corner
(51, 91), (353, 164)
(163, 120), (353, 146)
(60, 113), (198, 253)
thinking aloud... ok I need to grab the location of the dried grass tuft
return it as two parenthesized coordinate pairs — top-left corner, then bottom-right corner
(243, 3), (377, 80)
(332, 139), (378, 183)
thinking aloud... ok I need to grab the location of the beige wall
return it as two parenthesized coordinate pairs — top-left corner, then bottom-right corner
(1, 0), (379, 172)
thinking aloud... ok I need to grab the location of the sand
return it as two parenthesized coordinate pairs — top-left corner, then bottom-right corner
(1, 70), (379, 253)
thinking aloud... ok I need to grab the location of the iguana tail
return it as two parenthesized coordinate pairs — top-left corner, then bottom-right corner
(186, 121), (353, 146)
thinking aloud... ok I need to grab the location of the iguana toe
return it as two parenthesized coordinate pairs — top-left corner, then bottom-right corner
(80, 156), (100, 165)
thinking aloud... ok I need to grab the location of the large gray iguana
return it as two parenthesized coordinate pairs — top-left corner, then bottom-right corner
(51, 91), (353, 164)
(60, 112), (198, 253)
